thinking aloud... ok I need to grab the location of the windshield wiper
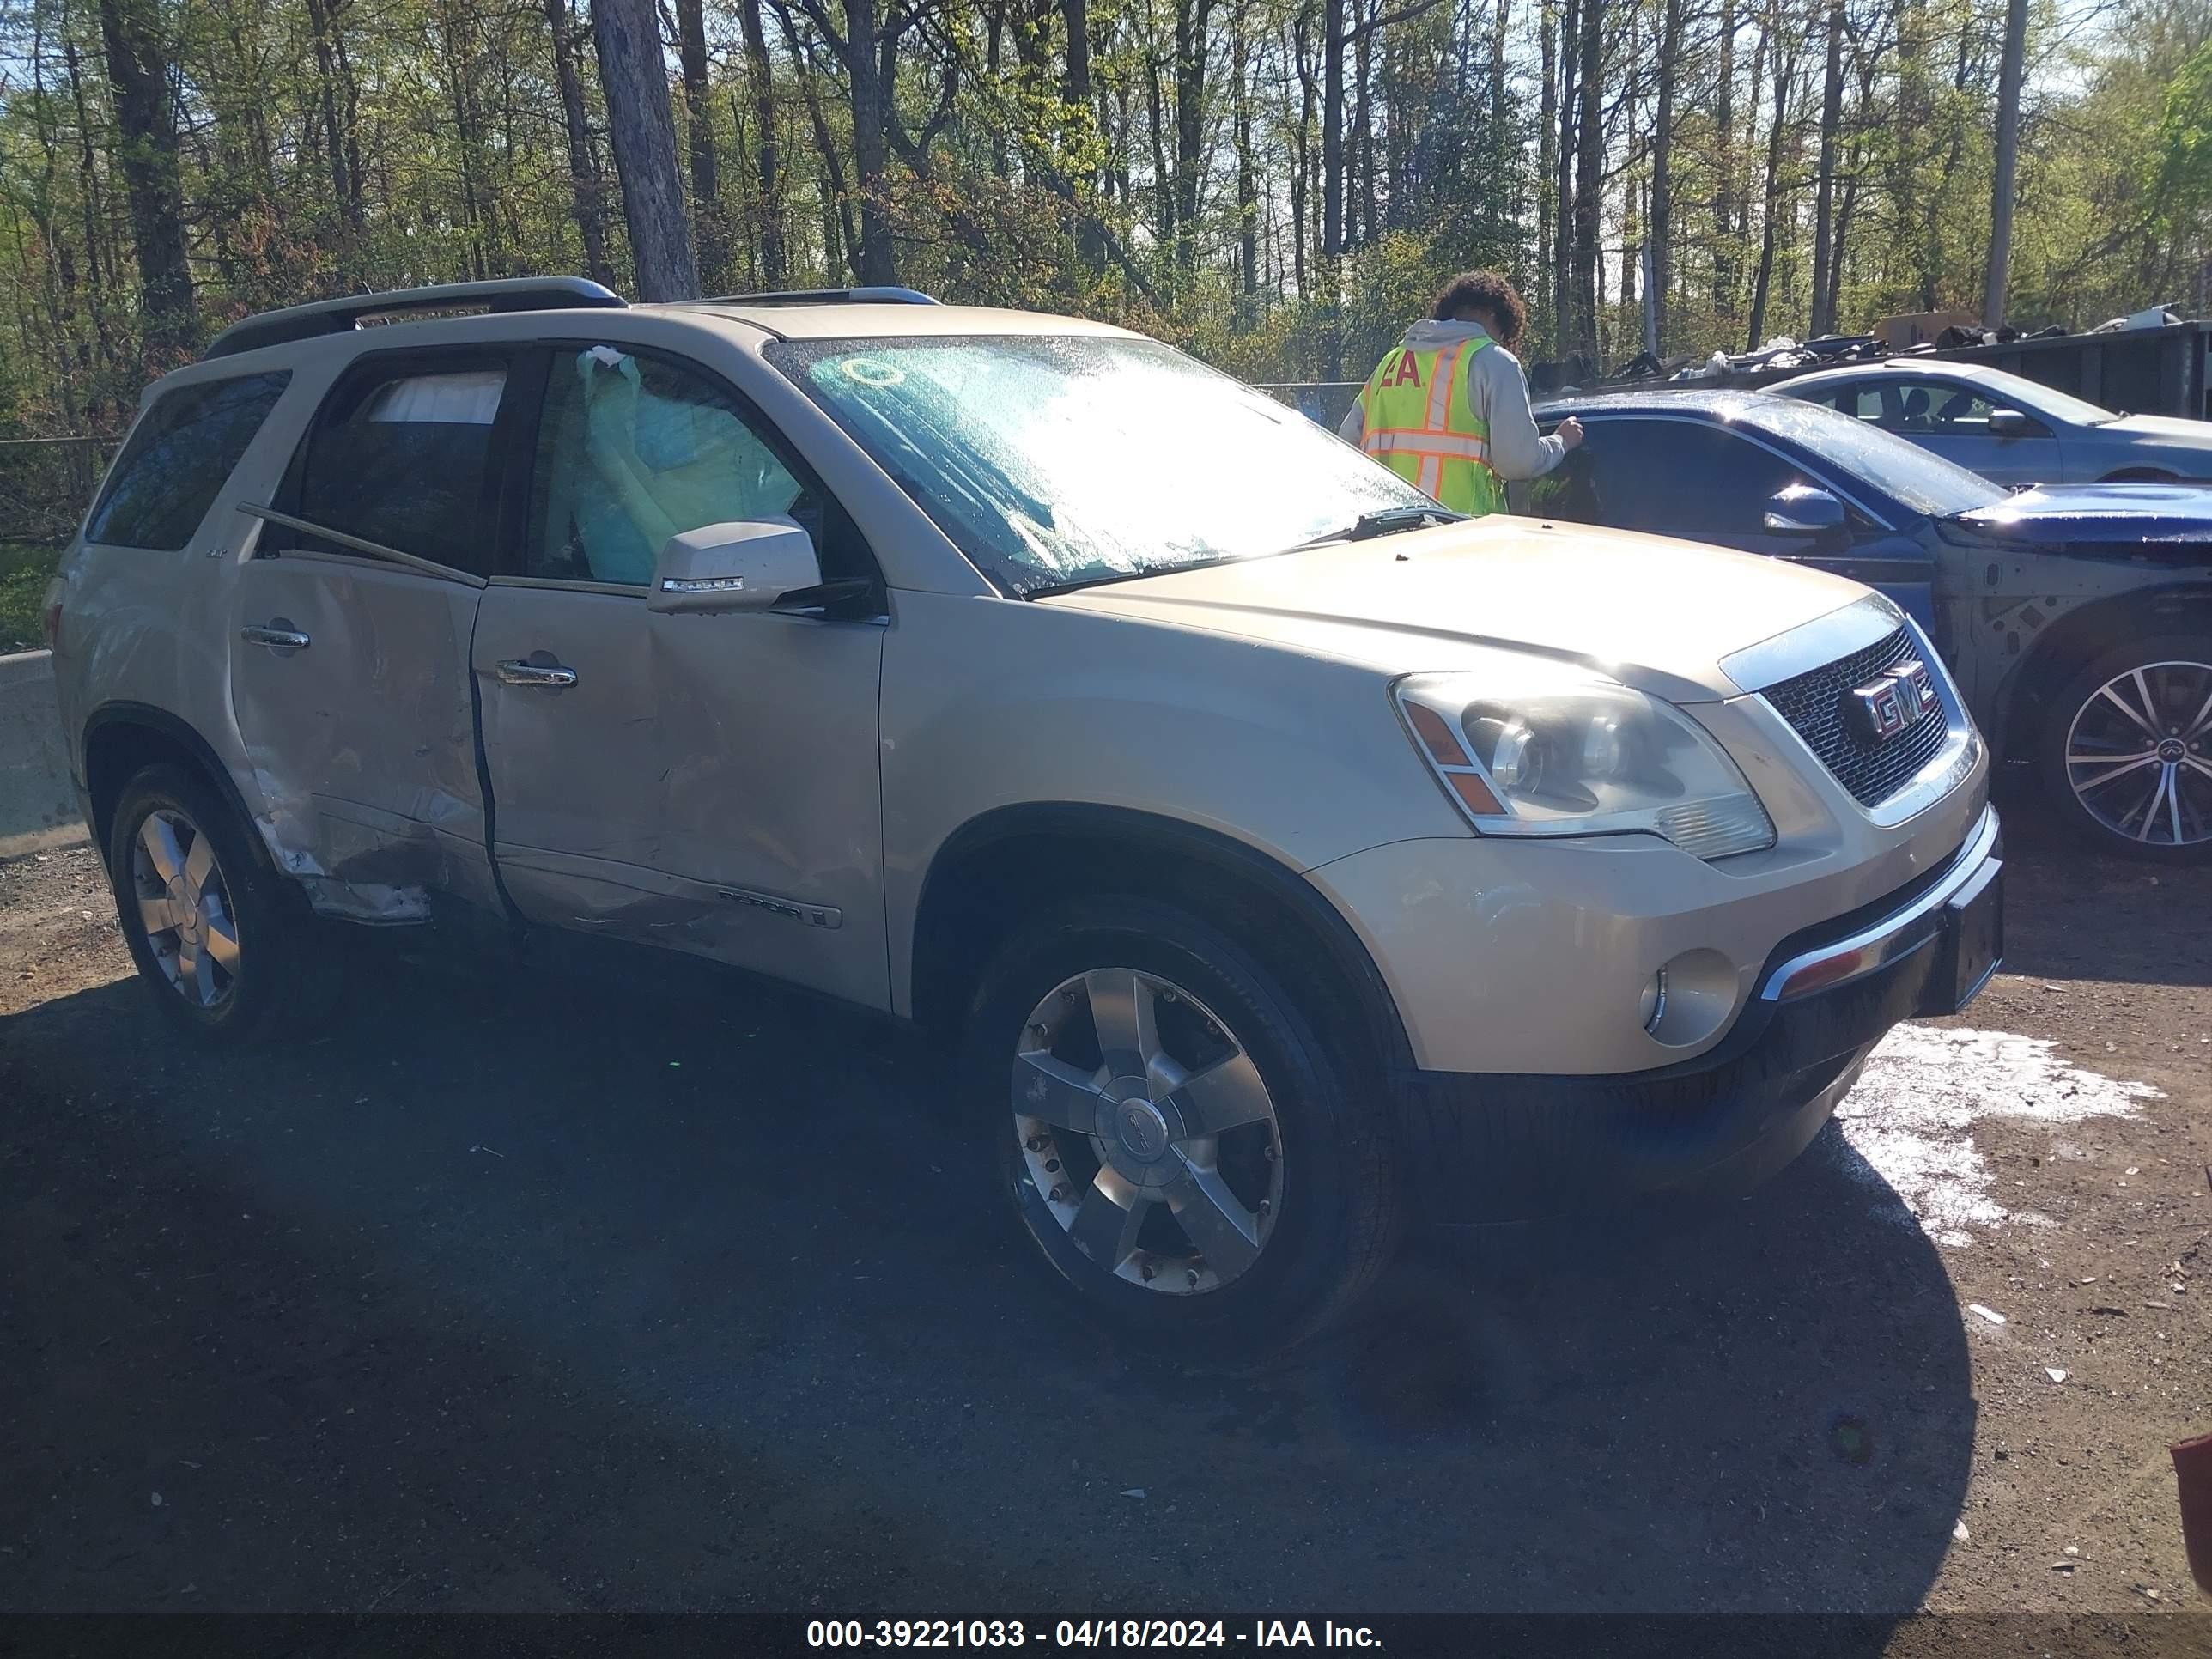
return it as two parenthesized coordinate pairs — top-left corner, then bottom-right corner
(1289, 504), (1466, 551)
(1022, 552), (1254, 600)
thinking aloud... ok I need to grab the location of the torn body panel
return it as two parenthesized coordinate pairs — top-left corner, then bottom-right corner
(228, 549), (493, 921)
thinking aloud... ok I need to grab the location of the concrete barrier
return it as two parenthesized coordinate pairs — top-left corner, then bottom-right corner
(1, 650), (88, 857)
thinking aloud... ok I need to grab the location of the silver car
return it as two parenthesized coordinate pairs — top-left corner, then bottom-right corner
(1774, 361), (2212, 487)
(47, 278), (2002, 1355)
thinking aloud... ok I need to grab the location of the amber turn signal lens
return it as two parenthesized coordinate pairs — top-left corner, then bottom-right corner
(1448, 769), (1504, 816)
(1406, 702), (1470, 768)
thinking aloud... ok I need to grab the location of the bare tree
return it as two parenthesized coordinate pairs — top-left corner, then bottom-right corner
(1984, 0), (2028, 325)
(593, 0), (701, 297)
(543, 0), (616, 288)
(674, 0), (730, 290)
(98, 0), (198, 354)
(737, 0), (787, 287)
(1808, 0), (1844, 335)
(1649, 0), (1683, 350)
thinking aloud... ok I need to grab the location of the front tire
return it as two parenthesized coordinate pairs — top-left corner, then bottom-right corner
(2039, 636), (2212, 862)
(107, 762), (333, 1041)
(962, 896), (1400, 1358)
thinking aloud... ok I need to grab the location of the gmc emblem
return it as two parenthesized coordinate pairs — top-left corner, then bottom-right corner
(1846, 658), (1937, 743)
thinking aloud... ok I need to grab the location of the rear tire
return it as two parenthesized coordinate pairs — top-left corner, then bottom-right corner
(961, 895), (1400, 1359)
(107, 763), (337, 1042)
(2037, 635), (2212, 863)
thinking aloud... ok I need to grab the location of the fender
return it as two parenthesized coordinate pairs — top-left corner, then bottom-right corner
(911, 800), (1416, 1073)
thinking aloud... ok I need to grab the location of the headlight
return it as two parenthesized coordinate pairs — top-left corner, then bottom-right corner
(1395, 670), (1776, 859)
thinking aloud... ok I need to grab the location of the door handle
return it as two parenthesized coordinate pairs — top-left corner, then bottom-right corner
(495, 658), (579, 688)
(240, 623), (311, 651)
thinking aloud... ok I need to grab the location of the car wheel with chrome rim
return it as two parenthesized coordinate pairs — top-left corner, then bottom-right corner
(108, 763), (337, 1040)
(963, 896), (1399, 1356)
(2042, 638), (2212, 863)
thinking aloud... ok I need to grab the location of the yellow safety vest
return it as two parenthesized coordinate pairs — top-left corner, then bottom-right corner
(1358, 336), (1499, 516)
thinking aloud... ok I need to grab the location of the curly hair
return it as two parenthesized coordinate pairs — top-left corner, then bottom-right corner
(1430, 270), (1528, 350)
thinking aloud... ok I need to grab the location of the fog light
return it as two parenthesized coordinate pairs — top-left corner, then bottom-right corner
(1642, 949), (1738, 1048)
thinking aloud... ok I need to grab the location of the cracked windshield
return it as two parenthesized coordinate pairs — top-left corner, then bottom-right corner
(770, 335), (1425, 593)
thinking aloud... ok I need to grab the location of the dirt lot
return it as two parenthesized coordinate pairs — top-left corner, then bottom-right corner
(1, 792), (2207, 1621)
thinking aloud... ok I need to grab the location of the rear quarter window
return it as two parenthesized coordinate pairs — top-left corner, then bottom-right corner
(84, 371), (291, 550)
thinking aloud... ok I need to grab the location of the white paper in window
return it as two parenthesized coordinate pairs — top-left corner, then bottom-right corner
(365, 368), (506, 425)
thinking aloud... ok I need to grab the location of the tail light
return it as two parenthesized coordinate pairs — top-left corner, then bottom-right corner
(41, 579), (64, 653)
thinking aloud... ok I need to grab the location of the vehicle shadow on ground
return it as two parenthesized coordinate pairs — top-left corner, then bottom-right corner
(1989, 773), (2212, 987)
(1, 939), (1972, 1622)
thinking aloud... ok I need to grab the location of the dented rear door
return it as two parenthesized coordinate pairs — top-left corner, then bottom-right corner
(228, 345), (527, 921)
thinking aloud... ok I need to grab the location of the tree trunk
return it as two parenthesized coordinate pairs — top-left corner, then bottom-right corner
(676, 0), (729, 290)
(593, 0), (700, 298)
(1713, 0), (1737, 313)
(844, 0), (897, 283)
(1173, 0), (1215, 278)
(1352, 3), (1376, 247)
(1571, 0), (1602, 360)
(1322, 0), (1345, 260)
(1984, 0), (2027, 325)
(304, 0), (355, 229)
(1551, 0), (1577, 340)
(1489, 0), (1510, 170)
(738, 0), (786, 288)
(1649, 0), (1680, 352)
(1291, 4), (1316, 295)
(1066, 0), (1106, 270)
(1808, 0), (1843, 336)
(544, 0), (615, 288)
(97, 0), (197, 355)
(1233, 0), (1259, 313)
(1537, 0), (1555, 342)
(1745, 30), (1796, 352)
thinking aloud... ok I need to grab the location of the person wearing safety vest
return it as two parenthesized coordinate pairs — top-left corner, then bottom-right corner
(1340, 270), (1583, 516)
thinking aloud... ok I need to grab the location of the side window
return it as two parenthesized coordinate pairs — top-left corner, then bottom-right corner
(1581, 421), (1812, 541)
(1820, 384), (1886, 423)
(1878, 380), (1979, 434)
(291, 362), (508, 574)
(527, 345), (859, 586)
(85, 372), (289, 551)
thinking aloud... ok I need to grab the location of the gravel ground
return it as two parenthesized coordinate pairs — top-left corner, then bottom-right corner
(1, 797), (2207, 1620)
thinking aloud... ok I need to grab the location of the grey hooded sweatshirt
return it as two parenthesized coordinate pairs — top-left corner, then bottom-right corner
(1337, 319), (1567, 483)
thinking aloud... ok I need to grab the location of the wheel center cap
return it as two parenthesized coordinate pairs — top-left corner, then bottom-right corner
(2159, 738), (2185, 763)
(1116, 1099), (1170, 1163)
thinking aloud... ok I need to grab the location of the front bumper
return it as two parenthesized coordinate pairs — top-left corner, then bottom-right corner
(1392, 805), (2003, 1224)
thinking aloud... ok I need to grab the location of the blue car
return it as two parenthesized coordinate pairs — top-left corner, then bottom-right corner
(1521, 390), (2212, 860)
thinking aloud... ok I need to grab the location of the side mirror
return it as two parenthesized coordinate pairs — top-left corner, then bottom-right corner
(647, 517), (822, 616)
(1762, 484), (1847, 537)
(1986, 407), (2035, 438)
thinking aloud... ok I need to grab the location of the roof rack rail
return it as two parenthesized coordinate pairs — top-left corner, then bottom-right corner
(701, 286), (940, 307)
(202, 276), (626, 361)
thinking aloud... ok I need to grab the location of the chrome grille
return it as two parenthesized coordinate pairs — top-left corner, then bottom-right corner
(1762, 627), (1951, 808)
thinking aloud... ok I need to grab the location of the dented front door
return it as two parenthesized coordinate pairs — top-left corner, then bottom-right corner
(470, 337), (891, 1010)
(471, 588), (889, 1007)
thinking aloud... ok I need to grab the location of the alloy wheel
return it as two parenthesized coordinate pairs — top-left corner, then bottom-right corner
(128, 807), (240, 1009)
(2063, 659), (2212, 850)
(1011, 967), (1284, 1295)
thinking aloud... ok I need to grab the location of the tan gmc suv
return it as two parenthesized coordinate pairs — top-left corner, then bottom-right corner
(46, 279), (2003, 1353)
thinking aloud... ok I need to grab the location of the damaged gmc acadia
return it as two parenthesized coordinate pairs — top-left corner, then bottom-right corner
(48, 278), (2002, 1353)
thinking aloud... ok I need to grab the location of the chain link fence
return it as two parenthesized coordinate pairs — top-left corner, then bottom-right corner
(2, 435), (109, 548)
(1, 436), (110, 653)
(1254, 382), (1364, 432)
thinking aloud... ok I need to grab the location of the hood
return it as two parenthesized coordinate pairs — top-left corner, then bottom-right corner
(1034, 516), (1876, 702)
(2098, 413), (2212, 449)
(1947, 482), (2212, 550)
